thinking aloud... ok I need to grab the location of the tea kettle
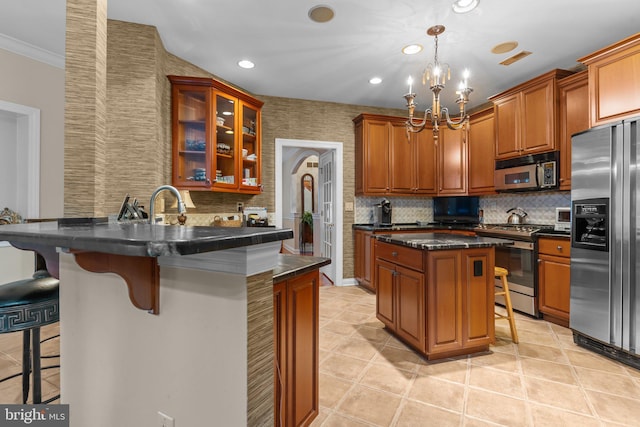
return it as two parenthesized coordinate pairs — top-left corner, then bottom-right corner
(506, 207), (528, 224)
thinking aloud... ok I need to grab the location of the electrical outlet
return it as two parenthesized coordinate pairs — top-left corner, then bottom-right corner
(157, 412), (174, 427)
(237, 202), (244, 212)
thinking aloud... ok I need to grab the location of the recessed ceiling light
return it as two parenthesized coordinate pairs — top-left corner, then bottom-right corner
(238, 60), (255, 69)
(452, 0), (479, 13)
(369, 77), (382, 85)
(308, 5), (335, 23)
(491, 41), (519, 54)
(402, 44), (423, 55)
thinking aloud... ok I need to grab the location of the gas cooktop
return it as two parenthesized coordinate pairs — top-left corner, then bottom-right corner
(474, 224), (555, 240)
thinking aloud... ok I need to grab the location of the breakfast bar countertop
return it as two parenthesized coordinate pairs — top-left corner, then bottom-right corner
(273, 254), (331, 283)
(0, 219), (293, 257)
(375, 232), (513, 250)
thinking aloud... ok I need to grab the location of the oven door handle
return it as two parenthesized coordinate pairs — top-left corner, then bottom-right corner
(509, 241), (534, 250)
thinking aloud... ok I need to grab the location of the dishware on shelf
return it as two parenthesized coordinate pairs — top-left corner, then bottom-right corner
(242, 148), (248, 158)
(216, 116), (225, 126)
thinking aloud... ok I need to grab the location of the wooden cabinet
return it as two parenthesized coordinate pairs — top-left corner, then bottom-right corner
(468, 108), (496, 195)
(353, 229), (373, 291)
(354, 115), (391, 194)
(355, 113), (459, 196)
(490, 69), (573, 159)
(274, 270), (319, 427)
(438, 126), (467, 195)
(374, 240), (494, 360)
(579, 33), (640, 127)
(426, 248), (494, 356)
(374, 241), (426, 351)
(538, 237), (571, 327)
(558, 71), (589, 190)
(169, 75), (263, 194)
(354, 113), (438, 196)
(390, 121), (438, 195)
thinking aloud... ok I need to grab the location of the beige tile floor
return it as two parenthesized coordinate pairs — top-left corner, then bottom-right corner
(0, 323), (60, 404)
(2, 286), (640, 427)
(313, 286), (640, 427)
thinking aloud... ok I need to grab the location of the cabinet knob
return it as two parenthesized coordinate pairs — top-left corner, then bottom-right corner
(557, 245), (563, 251)
(537, 259), (542, 263)
(391, 251), (398, 257)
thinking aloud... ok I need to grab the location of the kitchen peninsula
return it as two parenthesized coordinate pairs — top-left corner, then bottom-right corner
(0, 220), (321, 427)
(374, 233), (512, 360)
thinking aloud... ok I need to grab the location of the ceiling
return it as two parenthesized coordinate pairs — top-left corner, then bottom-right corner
(2, 0), (640, 112)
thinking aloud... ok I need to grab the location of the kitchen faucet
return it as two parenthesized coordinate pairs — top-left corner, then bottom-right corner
(148, 185), (186, 224)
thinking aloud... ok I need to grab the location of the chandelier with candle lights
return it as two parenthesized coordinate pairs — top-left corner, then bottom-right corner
(404, 25), (473, 139)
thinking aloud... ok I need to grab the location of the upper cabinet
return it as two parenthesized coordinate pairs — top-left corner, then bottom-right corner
(438, 126), (467, 195)
(490, 69), (573, 160)
(579, 32), (640, 127)
(169, 75), (263, 194)
(558, 71), (589, 191)
(467, 107), (496, 195)
(354, 113), (438, 196)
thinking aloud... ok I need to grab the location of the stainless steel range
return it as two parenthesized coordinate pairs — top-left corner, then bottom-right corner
(474, 224), (554, 317)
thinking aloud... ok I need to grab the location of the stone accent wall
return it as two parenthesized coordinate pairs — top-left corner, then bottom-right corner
(64, 0), (108, 217)
(246, 271), (275, 425)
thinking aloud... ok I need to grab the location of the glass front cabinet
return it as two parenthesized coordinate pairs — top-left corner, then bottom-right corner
(169, 75), (263, 194)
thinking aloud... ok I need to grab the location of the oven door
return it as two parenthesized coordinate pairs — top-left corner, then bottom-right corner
(494, 240), (537, 316)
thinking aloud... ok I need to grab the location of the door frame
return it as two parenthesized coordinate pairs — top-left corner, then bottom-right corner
(0, 100), (40, 249)
(275, 138), (344, 286)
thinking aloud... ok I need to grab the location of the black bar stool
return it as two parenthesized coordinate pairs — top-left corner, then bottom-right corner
(0, 254), (60, 403)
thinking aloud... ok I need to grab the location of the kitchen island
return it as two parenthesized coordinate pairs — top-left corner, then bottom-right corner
(374, 233), (512, 360)
(0, 220), (326, 427)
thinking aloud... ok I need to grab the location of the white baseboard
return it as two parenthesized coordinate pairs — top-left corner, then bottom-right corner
(337, 277), (358, 287)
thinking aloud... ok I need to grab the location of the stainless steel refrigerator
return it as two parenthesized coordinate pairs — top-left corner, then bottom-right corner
(570, 116), (639, 369)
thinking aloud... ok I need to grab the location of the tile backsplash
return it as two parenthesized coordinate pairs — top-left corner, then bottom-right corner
(355, 192), (571, 225)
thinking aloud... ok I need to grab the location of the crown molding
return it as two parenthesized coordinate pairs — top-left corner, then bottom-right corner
(0, 33), (64, 69)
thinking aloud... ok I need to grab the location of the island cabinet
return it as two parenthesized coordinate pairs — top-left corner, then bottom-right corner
(537, 236), (571, 327)
(579, 32), (640, 127)
(169, 75), (263, 194)
(274, 268), (320, 427)
(354, 227), (475, 293)
(490, 69), (574, 160)
(374, 239), (495, 360)
(558, 71), (589, 191)
(467, 107), (496, 195)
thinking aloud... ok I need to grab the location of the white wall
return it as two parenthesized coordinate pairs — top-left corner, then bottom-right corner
(0, 113), (17, 209)
(0, 48), (64, 218)
(0, 246), (35, 283)
(59, 253), (249, 427)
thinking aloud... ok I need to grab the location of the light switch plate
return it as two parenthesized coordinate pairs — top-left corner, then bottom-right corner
(344, 201), (354, 212)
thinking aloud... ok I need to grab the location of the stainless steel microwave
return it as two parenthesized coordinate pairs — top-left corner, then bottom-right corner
(494, 151), (559, 192)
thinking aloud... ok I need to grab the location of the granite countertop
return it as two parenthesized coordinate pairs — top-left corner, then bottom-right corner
(0, 220), (293, 257)
(353, 222), (478, 232)
(376, 233), (514, 250)
(273, 254), (331, 283)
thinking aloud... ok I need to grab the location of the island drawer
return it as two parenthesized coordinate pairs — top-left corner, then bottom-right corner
(375, 241), (424, 272)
